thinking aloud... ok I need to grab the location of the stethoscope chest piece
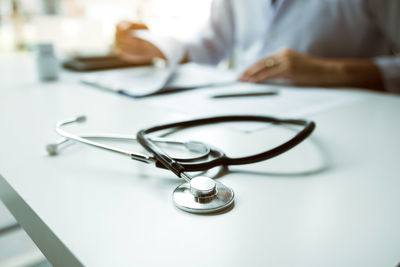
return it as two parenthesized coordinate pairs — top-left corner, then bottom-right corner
(173, 176), (234, 214)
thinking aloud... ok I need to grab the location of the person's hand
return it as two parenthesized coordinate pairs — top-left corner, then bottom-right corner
(239, 48), (384, 90)
(114, 21), (165, 65)
(239, 49), (334, 86)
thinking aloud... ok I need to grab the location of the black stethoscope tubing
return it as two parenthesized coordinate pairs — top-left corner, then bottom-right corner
(137, 115), (316, 177)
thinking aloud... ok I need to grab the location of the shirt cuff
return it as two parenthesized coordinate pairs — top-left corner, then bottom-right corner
(132, 30), (185, 66)
(374, 56), (400, 94)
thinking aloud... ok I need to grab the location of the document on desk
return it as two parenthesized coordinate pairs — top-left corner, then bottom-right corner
(143, 83), (363, 132)
(81, 63), (237, 98)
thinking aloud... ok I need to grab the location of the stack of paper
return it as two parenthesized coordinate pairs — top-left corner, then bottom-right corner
(81, 63), (238, 98)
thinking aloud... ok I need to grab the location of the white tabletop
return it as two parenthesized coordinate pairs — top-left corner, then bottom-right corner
(1, 54), (400, 267)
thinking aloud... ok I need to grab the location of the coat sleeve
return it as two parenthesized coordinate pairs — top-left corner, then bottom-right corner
(185, 0), (235, 65)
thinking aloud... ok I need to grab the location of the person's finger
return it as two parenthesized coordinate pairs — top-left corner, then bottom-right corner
(115, 30), (153, 51)
(116, 28), (147, 41)
(117, 21), (148, 33)
(116, 37), (163, 58)
(114, 46), (152, 64)
(239, 61), (265, 80)
(115, 35), (154, 52)
(114, 40), (148, 57)
(114, 41), (135, 55)
(115, 33), (129, 44)
(240, 56), (280, 81)
(115, 35), (142, 48)
(247, 65), (287, 83)
(116, 21), (148, 41)
(115, 36), (165, 63)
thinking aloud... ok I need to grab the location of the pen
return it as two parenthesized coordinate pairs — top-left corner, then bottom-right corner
(211, 91), (278, 99)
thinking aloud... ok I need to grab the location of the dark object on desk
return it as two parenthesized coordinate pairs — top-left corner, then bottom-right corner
(62, 55), (144, 72)
(212, 91), (279, 99)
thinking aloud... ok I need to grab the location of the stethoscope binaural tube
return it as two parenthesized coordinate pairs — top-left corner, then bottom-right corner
(137, 115), (316, 173)
(54, 115), (154, 163)
(49, 115), (212, 163)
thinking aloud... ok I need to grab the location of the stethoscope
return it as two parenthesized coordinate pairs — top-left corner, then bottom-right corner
(47, 115), (315, 214)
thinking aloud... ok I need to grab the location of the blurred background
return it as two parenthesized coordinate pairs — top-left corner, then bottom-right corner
(0, 0), (212, 56)
(0, 1), (212, 266)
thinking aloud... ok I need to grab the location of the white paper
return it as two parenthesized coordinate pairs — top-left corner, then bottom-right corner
(143, 83), (363, 132)
(81, 63), (238, 97)
(167, 63), (237, 88)
(82, 65), (176, 97)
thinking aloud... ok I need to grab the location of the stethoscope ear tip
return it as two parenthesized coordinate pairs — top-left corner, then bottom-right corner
(75, 115), (87, 123)
(46, 143), (59, 156)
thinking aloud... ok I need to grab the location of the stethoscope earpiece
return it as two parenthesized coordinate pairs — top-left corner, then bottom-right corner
(173, 176), (234, 214)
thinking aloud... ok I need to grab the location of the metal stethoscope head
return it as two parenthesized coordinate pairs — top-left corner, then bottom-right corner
(173, 175), (234, 213)
(47, 115), (235, 214)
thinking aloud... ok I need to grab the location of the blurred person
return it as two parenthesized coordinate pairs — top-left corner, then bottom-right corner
(115, 0), (400, 93)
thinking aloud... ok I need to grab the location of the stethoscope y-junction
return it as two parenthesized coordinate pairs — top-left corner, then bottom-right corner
(47, 115), (315, 214)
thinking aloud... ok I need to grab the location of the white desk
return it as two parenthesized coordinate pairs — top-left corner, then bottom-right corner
(1, 54), (400, 267)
